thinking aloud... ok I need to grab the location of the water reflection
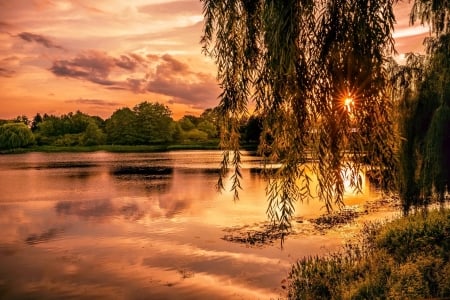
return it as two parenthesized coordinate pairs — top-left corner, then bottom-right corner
(0, 151), (395, 299)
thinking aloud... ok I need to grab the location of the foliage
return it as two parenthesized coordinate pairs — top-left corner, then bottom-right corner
(391, 0), (450, 210)
(410, 0), (450, 37)
(0, 122), (35, 150)
(31, 113), (43, 132)
(202, 0), (398, 232)
(287, 209), (450, 299)
(81, 121), (106, 146)
(35, 111), (103, 145)
(105, 107), (139, 145)
(2, 104), (225, 149)
(133, 101), (174, 144)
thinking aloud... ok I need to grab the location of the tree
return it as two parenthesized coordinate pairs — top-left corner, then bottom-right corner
(243, 115), (263, 143)
(133, 101), (174, 144)
(178, 116), (196, 131)
(393, 1), (450, 210)
(197, 120), (218, 139)
(0, 123), (35, 150)
(81, 121), (106, 146)
(31, 113), (43, 132)
(105, 107), (139, 145)
(15, 115), (29, 126)
(202, 0), (398, 232)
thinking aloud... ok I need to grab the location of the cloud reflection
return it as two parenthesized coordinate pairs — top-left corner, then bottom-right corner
(25, 227), (64, 245)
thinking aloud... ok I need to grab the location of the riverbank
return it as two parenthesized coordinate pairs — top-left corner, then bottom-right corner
(0, 144), (216, 154)
(287, 207), (450, 299)
(0, 142), (260, 154)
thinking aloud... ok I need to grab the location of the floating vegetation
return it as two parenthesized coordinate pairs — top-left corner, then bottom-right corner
(223, 197), (401, 246)
(222, 222), (290, 247)
(309, 206), (364, 231)
(364, 195), (401, 212)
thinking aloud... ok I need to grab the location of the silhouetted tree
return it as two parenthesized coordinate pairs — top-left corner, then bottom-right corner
(31, 113), (43, 132)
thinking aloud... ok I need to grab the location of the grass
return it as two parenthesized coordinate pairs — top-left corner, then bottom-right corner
(0, 143), (221, 154)
(287, 208), (450, 299)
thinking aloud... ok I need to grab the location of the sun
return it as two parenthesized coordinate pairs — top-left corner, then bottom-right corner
(343, 95), (354, 113)
(336, 86), (359, 116)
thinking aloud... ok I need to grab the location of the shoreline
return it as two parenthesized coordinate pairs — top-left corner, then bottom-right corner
(0, 143), (259, 154)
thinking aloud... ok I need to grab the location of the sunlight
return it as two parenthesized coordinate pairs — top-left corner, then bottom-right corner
(343, 95), (354, 113)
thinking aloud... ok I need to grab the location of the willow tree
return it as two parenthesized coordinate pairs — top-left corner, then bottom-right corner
(393, 0), (450, 210)
(202, 0), (398, 232)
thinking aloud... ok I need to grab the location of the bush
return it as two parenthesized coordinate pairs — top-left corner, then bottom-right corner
(287, 209), (450, 299)
(0, 123), (35, 150)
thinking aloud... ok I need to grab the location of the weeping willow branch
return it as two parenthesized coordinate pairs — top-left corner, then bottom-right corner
(202, 0), (398, 234)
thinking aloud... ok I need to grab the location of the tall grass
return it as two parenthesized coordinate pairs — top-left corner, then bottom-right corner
(287, 209), (450, 299)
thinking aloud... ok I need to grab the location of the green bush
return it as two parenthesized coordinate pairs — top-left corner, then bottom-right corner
(0, 123), (35, 150)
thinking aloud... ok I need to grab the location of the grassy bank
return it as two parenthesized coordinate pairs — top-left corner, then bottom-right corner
(0, 141), (262, 154)
(287, 208), (450, 299)
(0, 143), (222, 154)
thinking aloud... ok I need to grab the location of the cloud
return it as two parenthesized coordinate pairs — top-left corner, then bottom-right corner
(50, 50), (118, 85)
(50, 51), (220, 109)
(114, 54), (140, 71)
(146, 54), (220, 109)
(0, 21), (10, 29)
(0, 67), (15, 77)
(17, 32), (64, 49)
(49, 50), (150, 88)
(138, 1), (202, 16)
(65, 98), (121, 107)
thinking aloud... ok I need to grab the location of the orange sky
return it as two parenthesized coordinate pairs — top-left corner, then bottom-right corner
(0, 0), (429, 120)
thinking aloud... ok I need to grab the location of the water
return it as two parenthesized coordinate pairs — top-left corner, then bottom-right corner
(0, 151), (394, 299)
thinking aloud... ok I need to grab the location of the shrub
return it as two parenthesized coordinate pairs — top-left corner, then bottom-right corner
(287, 209), (450, 299)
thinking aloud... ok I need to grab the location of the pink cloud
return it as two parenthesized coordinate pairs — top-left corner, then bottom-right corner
(48, 50), (220, 110)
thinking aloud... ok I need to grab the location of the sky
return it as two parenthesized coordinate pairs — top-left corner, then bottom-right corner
(0, 0), (429, 120)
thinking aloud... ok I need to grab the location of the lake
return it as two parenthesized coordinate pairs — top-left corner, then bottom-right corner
(0, 151), (398, 299)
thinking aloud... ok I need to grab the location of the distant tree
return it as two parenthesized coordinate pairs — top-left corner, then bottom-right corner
(197, 120), (218, 138)
(184, 128), (209, 142)
(105, 107), (139, 145)
(35, 111), (106, 146)
(243, 115), (263, 143)
(31, 113), (43, 132)
(0, 123), (35, 150)
(200, 107), (220, 124)
(81, 121), (106, 146)
(178, 116), (196, 131)
(15, 115), (29, 126)
(133, 101), (173, 144)
(171, 123), (183, 143)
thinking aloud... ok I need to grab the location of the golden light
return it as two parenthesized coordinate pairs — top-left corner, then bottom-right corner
(343, 95), (354, 113)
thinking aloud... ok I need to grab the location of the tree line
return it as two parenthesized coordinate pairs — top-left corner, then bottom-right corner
(0, 101), (262, 150)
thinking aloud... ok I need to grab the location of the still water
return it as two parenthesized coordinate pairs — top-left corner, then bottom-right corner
(0, 151), (394, 299)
